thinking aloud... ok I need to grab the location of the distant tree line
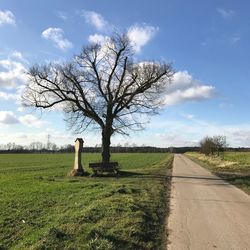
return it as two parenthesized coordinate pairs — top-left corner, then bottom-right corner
(0, 142), (74, 153)
(1, 137), (249, 155)
(0, 143), (201, 154)
(0, 142), (173, 154)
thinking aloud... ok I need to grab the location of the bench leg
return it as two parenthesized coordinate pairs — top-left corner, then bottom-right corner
(114, 169), (119, 177)
(91, 170), (98, 177)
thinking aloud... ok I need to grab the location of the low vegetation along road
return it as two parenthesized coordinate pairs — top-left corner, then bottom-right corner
(168, 154), (250, 250)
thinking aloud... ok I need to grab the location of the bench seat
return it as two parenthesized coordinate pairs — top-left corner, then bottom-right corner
(89, 162), (119, 176)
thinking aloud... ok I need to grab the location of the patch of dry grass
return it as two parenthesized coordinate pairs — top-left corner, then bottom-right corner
(186, 152), (237, 168)
(185, 152), (250, 194)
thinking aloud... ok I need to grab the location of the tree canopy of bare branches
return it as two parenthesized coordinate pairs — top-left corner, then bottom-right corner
(200, 135), (228, 157)
(22, 33), (174, 165)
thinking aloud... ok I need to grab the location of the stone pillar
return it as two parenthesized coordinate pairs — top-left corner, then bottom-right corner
(69, 138), (84, 176)
(74, 138), (84, 171)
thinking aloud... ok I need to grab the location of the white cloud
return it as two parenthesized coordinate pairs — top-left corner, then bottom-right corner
(228, 129), (250, 147)
(0, 111), (19, 124)
(11, 50), (23, 60)
(57, 11), (68, 21)
(0, 110), (48, 128)
(155, 133), (198, 147)
(219, 102), (233, 109)
(0, 59), (27, 88)
(127, 24), (159, 53)
(81, 10), (107, 31)
(182, 113), (194, 120)
(144, 116), (250, 147)
(88, 34), (109, 45)
(217, 8), (235, 19)
(0, 10), (15, 26)
(163, 71), (215, 106)
(19, 114), (47, 128)
(230, 34), (240, 45)
(42, 27), (73, 50)
(0, 126), (84, 146)
(198, 124), (250, 148)
(0, 91), (19, 100)
(17, 106), (25, 112)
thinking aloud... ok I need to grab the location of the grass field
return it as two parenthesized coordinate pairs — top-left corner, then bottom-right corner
(186, 152), (250, 194)
(0, 153), (173, 250)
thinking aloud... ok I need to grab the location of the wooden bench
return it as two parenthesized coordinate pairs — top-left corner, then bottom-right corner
(89, 162), (120, 176)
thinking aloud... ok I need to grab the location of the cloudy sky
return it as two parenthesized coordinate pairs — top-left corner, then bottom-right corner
(0, 0), (250, 147)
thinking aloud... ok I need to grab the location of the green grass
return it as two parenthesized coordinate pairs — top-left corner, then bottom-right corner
(186, 152), (250, 194)
(0, 153), (173, 250)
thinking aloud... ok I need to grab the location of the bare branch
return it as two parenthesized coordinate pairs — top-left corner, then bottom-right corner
(22, 32), (174, 165)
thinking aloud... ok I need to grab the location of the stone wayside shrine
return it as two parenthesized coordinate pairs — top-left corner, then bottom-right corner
(68, 137), (120, 177)
(68, 138), (86, 176)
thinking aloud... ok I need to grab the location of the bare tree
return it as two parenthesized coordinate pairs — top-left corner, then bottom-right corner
(200, 135), (228, 157)
(200, 136), (216, 156)
(213, 135), (227, 157)
(22, 33), (174, 166)
(29, 141), (44, 151)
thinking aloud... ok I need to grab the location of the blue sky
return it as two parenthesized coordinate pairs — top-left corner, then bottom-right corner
(0, 0), (250, 147)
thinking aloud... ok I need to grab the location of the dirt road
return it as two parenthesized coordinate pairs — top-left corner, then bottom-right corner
(168, 154), (250, 250)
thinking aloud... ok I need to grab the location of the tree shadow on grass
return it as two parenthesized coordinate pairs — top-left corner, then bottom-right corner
(118, 170), (171, 181)
(88, 170), (170, 181)
(216, 172), (250, 181)
(215, 172), (250, 189)
(118, 171), (224, 181)
(170, 173), (250, 187)
(90, 170), (250, 190)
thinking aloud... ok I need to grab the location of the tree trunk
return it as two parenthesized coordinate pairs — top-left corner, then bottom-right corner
(101, 126), (112, 167)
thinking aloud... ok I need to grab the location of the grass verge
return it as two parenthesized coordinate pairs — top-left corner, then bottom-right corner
(0, 153), (173, 250)
(185, 152), (250, 194)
